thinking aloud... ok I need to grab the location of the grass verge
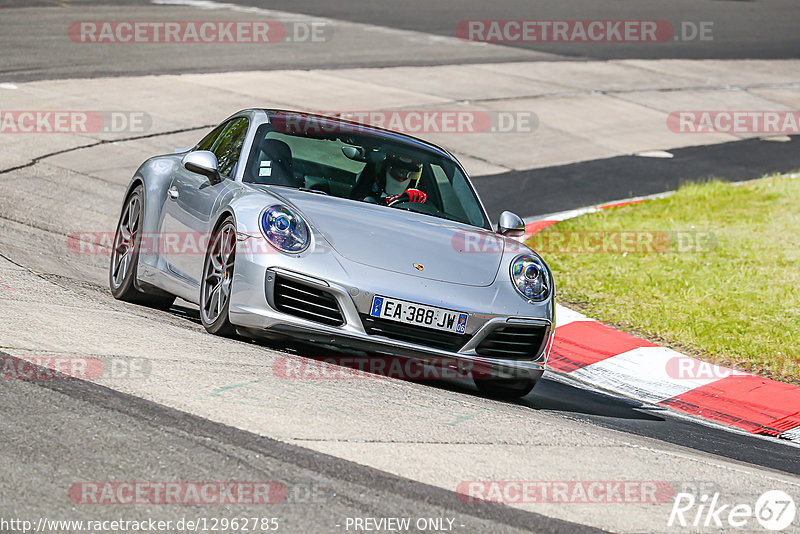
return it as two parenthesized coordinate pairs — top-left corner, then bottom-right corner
(528, 175), (799, 384)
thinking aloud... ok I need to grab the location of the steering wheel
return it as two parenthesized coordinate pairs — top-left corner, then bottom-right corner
(387, 191), (413, 207)
(387, 193), (443, 218)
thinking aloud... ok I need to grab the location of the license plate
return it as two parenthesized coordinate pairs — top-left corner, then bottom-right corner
(369, 295), (468, 334)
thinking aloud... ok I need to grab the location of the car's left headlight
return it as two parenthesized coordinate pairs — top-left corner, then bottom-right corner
(510, 254), (551, 302)
(261, 205), (309, 253)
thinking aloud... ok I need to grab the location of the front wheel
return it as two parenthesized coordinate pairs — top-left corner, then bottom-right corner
(109, 185), (175, 309)
(200, 218), (237, 336)
(474, 370), (541, 399)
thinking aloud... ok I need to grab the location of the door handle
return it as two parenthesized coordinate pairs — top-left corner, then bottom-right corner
(167, 186), (179, 200)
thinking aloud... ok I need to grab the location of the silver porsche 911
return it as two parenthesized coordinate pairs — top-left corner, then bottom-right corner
(110, 109), (554, 397)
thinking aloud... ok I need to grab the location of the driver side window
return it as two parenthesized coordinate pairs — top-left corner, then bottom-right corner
(197, 123), (226, 152)
(195, 118), (250, 179)
(211, 118), (249, 179)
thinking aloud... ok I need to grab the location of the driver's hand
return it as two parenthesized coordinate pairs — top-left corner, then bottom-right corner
(386, 189), (427, 204)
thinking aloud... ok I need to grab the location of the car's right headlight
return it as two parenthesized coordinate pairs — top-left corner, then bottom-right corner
(510, 254), (551, 302)
(260, 205), (309, 253)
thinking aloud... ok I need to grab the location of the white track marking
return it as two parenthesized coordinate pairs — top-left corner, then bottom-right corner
(570, 346), (726, 404)
(554, 303), (594, 328)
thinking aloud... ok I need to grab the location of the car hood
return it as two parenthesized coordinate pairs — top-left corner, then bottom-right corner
(265, 187), (505, 287)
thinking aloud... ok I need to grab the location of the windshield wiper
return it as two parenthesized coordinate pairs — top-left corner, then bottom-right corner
(299, 187), (329, 196)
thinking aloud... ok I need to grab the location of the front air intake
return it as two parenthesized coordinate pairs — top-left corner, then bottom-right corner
(272, 275), (344, 327)
(474, 324), (548, 360)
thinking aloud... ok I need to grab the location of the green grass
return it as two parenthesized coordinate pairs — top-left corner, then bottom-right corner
(529, 175), (800, 384)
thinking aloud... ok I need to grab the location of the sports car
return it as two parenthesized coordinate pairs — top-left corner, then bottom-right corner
(109, 109), (555, 397)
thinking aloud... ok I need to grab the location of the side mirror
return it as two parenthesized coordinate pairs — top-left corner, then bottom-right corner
(182, 151), (221, 184)
(497, 211), (525, 237)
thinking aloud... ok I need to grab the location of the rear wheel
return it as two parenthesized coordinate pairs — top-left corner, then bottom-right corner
(200, 218), (237, 336)
(109, 185), (175, 309)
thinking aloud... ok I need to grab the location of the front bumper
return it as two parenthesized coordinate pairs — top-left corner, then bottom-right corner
(230, 265), (553, 380)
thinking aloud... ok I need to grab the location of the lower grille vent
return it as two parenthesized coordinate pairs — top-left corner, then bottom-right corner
(273, 275), (344, 326)
(475, 324), (548, 360)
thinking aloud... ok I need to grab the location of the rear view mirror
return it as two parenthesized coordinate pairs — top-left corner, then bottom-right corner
(182, 151), (221, 184)
(342, 146), (367, 161)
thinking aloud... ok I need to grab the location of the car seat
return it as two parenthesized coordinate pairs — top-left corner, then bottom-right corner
(251, 138), (301, 187)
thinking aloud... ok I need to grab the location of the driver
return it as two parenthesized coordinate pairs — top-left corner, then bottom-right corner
(366, 155), (427, 204)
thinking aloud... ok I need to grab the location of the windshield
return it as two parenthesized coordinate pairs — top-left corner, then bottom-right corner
(243, 118), (490, 229)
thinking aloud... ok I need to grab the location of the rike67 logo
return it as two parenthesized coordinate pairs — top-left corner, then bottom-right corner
(668, 490), (796, 531)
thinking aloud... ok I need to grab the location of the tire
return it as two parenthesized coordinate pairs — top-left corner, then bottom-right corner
(474, 369), (541, 399)
(199, 218), (237, 336)
(109, 185), (175, 309)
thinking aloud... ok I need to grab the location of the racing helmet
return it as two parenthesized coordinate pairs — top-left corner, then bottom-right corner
(383, 155), (422, 196)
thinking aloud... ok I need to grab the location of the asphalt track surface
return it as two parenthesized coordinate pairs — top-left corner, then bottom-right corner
(476, 135), (800, 220)
(1, 0), (800, 82)
(1, 1), (800, 532)
(0, 354), (594, 534)
(214, 0), (800, 60)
